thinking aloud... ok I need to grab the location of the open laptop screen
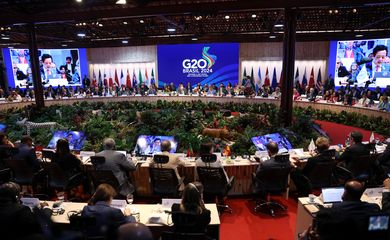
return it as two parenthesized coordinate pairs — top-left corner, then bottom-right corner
(321, 187), (344, 203)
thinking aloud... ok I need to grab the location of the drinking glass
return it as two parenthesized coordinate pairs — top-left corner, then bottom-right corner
(126, 194), (134, 204)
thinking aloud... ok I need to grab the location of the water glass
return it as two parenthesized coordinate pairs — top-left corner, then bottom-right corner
(126, 194), (134, 204)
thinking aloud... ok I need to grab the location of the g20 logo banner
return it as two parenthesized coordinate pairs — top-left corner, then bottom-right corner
(157, 43), (239, 87)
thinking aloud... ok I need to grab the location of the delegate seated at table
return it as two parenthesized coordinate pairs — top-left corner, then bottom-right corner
(195, 141), (229, 182)
(95, 138), (136, 196)
(82, 184), (136, 238)
(171, 183), (211, 233)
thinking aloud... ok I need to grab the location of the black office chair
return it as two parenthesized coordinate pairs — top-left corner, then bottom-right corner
(45, 162), (83, 192)
(149, 154), (183, 198)
(41, 149), (55, 162)
(253, 165), (292, 217)
(90, 156), (106, 168)
(69, 214), (104, 240)
(197, 154), (234, 214)
(306, 161), (336, 189)
(5, 158), (44, 193)
(89, 170), (120, 193)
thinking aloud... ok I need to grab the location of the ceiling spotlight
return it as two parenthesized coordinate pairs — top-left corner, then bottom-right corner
(7, 27), (11, 30)
(82, 22), (86, 26)
(98, 23), (103, 27)
(329, 10), (333, 14)
(191, 37), (198, 41)
(62, 44), (68, 47)
(1, 27), (4, 31)
(225, 15), (230, 20)
(274, 24), (284, 27)
(269, 35), (276, 39)
(355, 34), (364, 37)
(1, 36), (10, 40)
(77, 33), (86, 37)
(8, 46), (14, 49)
(251, 14), (257, 18)
(167, 28), (176, 32)
(139, 19), (144, 24)
(123, 21), (128, 25)
(122, 40), (128, 44)
(195, 16), (202, 21)
(334, 9), (339, 14)
(116, 0), (126, 4)
(76, 0), (82, 2)
(352, 8), (357, 13)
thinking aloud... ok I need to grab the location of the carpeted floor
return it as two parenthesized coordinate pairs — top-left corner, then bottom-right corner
(219, 197), (298, 240)
(314, 120), (385, 145)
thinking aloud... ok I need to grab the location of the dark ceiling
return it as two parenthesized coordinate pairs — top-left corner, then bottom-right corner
(0, 0), (389, 48)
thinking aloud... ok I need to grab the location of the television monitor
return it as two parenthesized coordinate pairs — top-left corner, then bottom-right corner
(0, 124), (6, 133)
(331, 38), (390, 88)
(251, 133), (293, 153)
(47, 130), (86, 151)
(368, 215), (389, 231)
(135, 135), (177, 156)
(3, 48), (88, 89)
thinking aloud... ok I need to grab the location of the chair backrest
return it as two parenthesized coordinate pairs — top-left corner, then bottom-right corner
(321, 149), (336, 159)
(307, 161), (336, 188)
(197, 167), (228, 196)
(153, 154), (170, 168)
(172, 211), (199, 230)
(90, 156), (106, 168)
(149, 167), (180, 197)
(350, 155), (374, 177)
(45, 162), (68, 189)
(5, 158), (34, 185)
(200, 154), (217, 163)
(89, 170), (120, 192)
(255, 165), (291, 193)
(275, 154), (290, 163)
(41, 150), (55, 162)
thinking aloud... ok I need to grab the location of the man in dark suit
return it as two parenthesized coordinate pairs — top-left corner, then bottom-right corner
(312, 180), (380, 240)
(13, 135), (41, 173)
(95, 138), (136, 196)
(254, 142), (291, 198)
(338, 131), (370, 176)
(64, 56), (76, 75)
(302, 137), (333, 176)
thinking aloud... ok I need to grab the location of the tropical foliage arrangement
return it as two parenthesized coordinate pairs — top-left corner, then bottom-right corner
(0, 100), (387, 155)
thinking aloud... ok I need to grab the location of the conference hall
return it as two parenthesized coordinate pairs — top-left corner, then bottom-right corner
(0, 1), (389, 240)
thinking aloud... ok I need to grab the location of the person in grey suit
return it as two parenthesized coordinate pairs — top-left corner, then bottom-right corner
(95, 138), (136, 196)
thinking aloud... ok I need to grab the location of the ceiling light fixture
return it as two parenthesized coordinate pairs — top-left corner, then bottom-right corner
(225, 15), (230, 20)
(274, 24), (284, 27)
(140, 19), (144, 24)
(191, 37), (198, 41)
(269, 35), (276, 39)
(62, 44), (68, 47)
(334, 9), (339, 14)
(355, 34), (364, 37)
(195, 16), (202, 20)
(76, 0), (82, 2)
(98, 23), (103, 27)
(123, 21), (128, 25)
(77, 33), (86, 37)
(116, 0), (126, 4)
(353, 8), (357, 13)
(1, 36), (10, 40)
(251, 14), (257, 18)
(167, 28), (176, 32)
(122, 40), (128, 44)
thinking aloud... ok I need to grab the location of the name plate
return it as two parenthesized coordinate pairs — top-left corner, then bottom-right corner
(20, 197), (40, 208)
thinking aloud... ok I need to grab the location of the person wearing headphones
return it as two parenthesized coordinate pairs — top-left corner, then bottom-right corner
(0, 182), (49, 240)
(171, 183), (211, 234)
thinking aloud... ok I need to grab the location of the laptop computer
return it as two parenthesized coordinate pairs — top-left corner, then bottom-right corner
(321, 187), (344, 204)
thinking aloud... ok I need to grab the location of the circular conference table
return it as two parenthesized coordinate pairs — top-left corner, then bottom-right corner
(0, 95), (389, 119)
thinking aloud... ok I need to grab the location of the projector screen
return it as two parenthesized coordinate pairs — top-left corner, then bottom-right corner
(332, 38), (390, 88)
(4, 48), (88, 89)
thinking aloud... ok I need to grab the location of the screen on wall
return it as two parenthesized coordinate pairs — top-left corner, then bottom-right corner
(332, 38), (390, 88)
(157, 43), (239, 88)
(3, 48), (88, 89)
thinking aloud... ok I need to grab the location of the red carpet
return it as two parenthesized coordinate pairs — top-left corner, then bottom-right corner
(220, 197), (297, 240)
(314, 120), (386, 145)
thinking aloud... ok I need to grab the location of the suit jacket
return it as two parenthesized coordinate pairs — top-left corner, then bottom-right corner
(256, 156), (291, 176)
(171, 203), (211, 233)
(82, 201), (135, 238)
(52, 152), (82, 178)
(338, 143), (370, 174)
(302, 151), (333, 177)
(13, 143), (41, 172)
(195, 157), (229, 182)
(382, 191), (390, 213)
(150, 151), (185, 181)
(95, 150), (136, 194)
(378, 144), (390, 167)
(0, 201), (43, 240)
(316, 200), (380, 240)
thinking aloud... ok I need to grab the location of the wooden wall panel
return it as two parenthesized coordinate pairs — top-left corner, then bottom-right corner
(87, 45), (157, 63)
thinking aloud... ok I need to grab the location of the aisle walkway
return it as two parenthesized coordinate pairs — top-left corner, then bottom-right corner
(220, 197), (298, 240)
